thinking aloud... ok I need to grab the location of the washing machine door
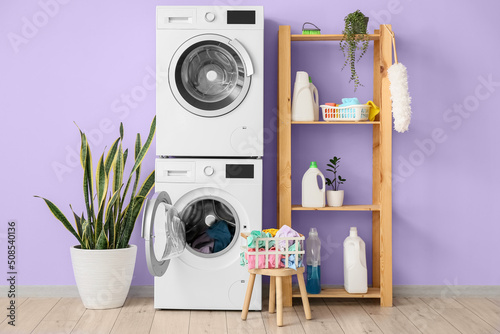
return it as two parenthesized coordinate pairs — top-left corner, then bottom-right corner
(169, 34), (253, 117)
(141, 191), (186, 277)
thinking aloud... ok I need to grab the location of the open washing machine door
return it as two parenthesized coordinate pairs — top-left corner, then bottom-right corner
(141, 191), (186, 277)
(169, 34), (253, 117)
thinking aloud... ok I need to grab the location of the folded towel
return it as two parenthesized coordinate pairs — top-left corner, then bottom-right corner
(339, 97), (360, 107)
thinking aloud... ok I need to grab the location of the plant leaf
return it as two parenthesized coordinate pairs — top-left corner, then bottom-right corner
(119, 122), (124, 141)
(95, 229), (108, 249)
(117, 196), (145, 249)
(69, 205), (83, 238)
(35, 197), (83, 246)
(123, 148), (129, 170)
(95, 153), (107, 206)
(136, 170), (155, 198)
(129, 116), (156, 177)
(104, 137), (120, 175)
(113, 144), (124, 194)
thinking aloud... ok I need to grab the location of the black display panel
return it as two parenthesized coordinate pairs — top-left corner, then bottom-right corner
(227, 10), (256, 24)
(226, 164), (254, 179)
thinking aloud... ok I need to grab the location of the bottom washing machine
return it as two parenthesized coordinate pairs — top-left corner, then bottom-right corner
(141, 158), (262, 310)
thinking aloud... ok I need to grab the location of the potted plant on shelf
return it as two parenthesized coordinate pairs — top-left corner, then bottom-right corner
(35, 117), (156, 309)
(325, 156), (347, 207)
(340, 10), (370, 91)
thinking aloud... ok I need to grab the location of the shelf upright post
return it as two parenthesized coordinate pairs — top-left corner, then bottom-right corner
(372, 29), (382, 291)
(379, 24), (393, 307)
(277, 25), (293, 307)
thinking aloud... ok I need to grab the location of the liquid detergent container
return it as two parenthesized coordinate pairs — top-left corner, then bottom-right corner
(306, 227), (321, 294)
(343, 227), (368, 293)
(302, 162), (325, 208)
(291, 71), (319, 121)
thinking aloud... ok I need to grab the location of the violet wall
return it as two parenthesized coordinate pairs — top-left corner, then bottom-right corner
(1, 0), (499, 287)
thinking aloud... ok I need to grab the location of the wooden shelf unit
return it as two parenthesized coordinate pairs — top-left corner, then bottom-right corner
(292, 287), (381, 299)
(277, 25), (393, 307)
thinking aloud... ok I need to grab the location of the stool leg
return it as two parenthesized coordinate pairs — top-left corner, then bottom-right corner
(241, 273), (256, 320)
(276, 276), (283, 327)
(296, 271), (312, 320)
(269, 276), (276, 314)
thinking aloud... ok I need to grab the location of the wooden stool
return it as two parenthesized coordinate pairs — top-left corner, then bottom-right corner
(241, 266), (312, 327)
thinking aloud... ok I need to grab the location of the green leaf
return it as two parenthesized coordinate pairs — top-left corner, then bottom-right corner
(113, 144), (124, 193)
(123, 148), (129, 170)
(95, 153), (107, 206)
(96, 229), (108, 249)
(119, 122), (124, 141)
(136, 170), (155, 198)
(70, 205), (83, 238)
(117, 196), (145, 249)
(131, 133), (142, 198)
(35, 197), (83, 246)
(129, 116), (156, 177)
(104, 138), (120, 175)
(105, 186), (123, 227)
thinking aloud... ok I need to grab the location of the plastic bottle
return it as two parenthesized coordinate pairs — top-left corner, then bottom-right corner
(301, 161), (325, 208)
(306, 227), (321, 294)
(291, 71), (319, 121)
(343, 227), (368, 293)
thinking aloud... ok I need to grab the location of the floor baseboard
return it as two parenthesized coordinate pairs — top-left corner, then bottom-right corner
(1, 285), (499, 298)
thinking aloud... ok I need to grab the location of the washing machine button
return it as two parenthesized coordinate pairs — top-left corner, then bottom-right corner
(204, 166), (214, 176)
(205, 12), (216, 22)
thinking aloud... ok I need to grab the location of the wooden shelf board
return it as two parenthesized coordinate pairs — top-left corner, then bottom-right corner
(291, 34), (380, 41)
(292, 287), (381, 298)
(292, 121), (380, 125)
(292, 204), (380, 211)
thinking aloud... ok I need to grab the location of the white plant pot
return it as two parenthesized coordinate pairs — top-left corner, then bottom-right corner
(70, 245), (137, 309)
(326, 190), (344, 207)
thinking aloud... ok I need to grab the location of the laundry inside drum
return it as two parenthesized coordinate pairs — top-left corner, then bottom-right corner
(181, 199), (238, 256)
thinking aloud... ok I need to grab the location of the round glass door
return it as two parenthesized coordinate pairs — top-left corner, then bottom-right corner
(180, 197), (239, 257)
(169, 34), (253, 117)
(143, 192), (186, 277)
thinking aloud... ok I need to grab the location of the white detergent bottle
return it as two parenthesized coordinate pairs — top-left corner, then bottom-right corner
(302, 161), (325, 208)
(344, 227), (368, 293)
(292, 71), (319, 121)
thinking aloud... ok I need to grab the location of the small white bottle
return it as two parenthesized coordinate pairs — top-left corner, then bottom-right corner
(302, 162), (325, 208)
(343, 227), (368, 293)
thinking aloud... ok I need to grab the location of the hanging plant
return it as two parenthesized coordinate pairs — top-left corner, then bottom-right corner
(340, 10), (370, 91)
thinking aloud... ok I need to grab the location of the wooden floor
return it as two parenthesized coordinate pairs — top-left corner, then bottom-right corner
(1, 296), (500, 333)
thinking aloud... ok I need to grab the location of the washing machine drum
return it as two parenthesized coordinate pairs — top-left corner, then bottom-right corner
(170, 34), (253, 117)
(181, 199), (238, 257)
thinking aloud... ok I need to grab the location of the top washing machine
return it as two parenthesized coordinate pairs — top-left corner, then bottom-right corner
(156, 6), (264, 157)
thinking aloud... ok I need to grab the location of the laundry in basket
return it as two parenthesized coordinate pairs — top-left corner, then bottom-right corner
(240, 226), (305, 270)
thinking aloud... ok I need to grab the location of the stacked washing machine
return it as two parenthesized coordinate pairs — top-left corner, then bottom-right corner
(141, 6), (264, 310)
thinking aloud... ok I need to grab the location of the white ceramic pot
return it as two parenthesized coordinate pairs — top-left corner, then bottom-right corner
(326, 190), (344, 207)
(70, 245), (137, 309)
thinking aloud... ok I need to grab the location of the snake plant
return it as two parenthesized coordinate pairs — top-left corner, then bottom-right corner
(36, 117), (156, 249)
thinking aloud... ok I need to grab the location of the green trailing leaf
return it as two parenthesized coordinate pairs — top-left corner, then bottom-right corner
(129, 116), (156, 176)
(104, 137), (120, 175)
(340, 10), (369, 91)
(35, 197), (83, 246)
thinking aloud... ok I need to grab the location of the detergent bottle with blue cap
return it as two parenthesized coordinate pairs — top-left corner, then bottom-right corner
(302, 161), (325, 208)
